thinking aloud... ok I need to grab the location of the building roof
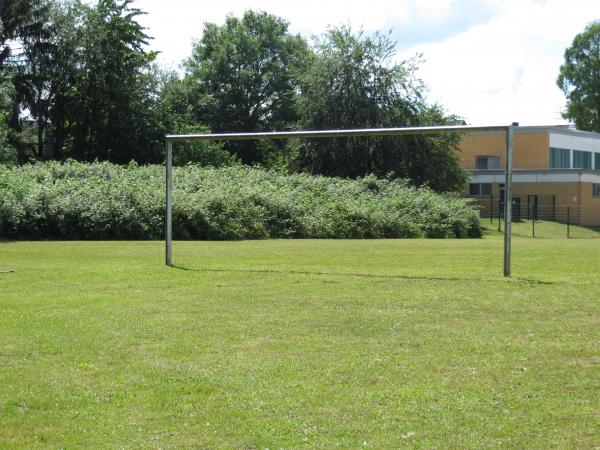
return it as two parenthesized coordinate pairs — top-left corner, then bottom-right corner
(473, 125), (600, 140)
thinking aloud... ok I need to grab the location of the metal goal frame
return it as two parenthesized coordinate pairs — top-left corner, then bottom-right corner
(165, 124), (514, 277)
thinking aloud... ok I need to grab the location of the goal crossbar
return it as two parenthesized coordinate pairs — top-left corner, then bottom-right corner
(165, 124), (514, 277)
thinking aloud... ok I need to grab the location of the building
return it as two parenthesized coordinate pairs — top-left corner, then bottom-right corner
(460, 125), (600, 226)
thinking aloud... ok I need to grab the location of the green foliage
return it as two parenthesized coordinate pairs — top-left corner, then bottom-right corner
(157, 69), (234, 167)
(294, 26), (466, 191)
(170, 124), (237, 167)
(0, 73), (16, 165)
(0, 0), (49, 68)
(0, 161), (481, 240)
(182, 10), (310, 164)
(557, 21), (600, 132)
(3, 6), (468, 195)
(5, 0), (165, 163)
(13, 0), (81, 160)
(67, 0), (162, 163)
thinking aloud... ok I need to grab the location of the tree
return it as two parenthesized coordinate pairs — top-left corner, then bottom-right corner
(3, 0), (165, 163)
(42, 0), (81, 160)
(0, 20), (13, 164)
(183, 10), (310, 164)
(0, 72), (17, 164)
(0, 0), (50, 161)
(158, 69), (235, 167)
(11, 1), (58, 159)
(294, 27), (465, 191)
(66, 0), (163, 163)
(557, 21), (600, 132)
(0, 0), (49, 69)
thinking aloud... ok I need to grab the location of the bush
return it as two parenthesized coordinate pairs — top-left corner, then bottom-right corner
(0, 161), (481, 240)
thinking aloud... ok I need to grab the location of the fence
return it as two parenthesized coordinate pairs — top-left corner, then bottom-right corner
(469, 196), (600, 238)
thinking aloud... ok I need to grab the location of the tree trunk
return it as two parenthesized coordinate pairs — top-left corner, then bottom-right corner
(37, 118), (45, 159)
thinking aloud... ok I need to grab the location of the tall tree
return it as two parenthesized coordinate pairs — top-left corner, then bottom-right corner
(68, 0), (162, 163)
(0, 20), (11, 163)
(0, 0), (50, 161)
(43, 0), (81, 159)
(6, 0), (167, 163)
(183, 10), (310, 164)
(294, 27), (465, 191)
(158, 69), (235, 167)
(11, 3), (57, 158)
(0, 0), (49, 69)
(0, 71), (16, 164)
(557, 21), (600, 132)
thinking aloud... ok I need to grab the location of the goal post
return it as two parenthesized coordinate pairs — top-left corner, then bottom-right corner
(165, 124), (514, 277)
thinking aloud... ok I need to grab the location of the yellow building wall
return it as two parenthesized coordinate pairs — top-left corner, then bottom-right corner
(578, 182), (600, 226)
(464, 181), (580, 203)
(465, 182), (592, 224)
(461, 129), (600, 225)
(511, 182), (578, 206)
(459, 131), (550, 170)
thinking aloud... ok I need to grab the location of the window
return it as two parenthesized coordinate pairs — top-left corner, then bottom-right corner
(595, 153), (600, 170)
(573, 150), (592, 169)
(593, 184), (600, 197)
(549, 147), (570, 168)
(469, 183), (492, 196)
(475, 156), (500, 170)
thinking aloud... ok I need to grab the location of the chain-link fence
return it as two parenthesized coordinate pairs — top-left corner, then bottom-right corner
(470, 196), (600, 238)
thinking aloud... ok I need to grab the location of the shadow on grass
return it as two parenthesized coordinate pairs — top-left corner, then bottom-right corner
(170, 265), (556, 286)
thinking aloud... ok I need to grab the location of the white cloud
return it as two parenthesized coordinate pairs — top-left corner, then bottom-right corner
(134, 0), (413, 67)
(133, 0), (600, 126)
(398, 0), (600, 125)
(134, 0), (493, 66)
(412, 0), (454, 19)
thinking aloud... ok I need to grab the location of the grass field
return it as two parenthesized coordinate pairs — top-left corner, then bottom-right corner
(1, 235), (599, 448)
(481, 218), (600, 239)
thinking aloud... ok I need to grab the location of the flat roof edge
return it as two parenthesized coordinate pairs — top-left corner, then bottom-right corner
(468, 169), (600, 175)
(467, 125), (600, 139)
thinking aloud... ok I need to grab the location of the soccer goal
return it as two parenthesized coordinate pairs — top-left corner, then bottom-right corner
(164, 124), (515, 277)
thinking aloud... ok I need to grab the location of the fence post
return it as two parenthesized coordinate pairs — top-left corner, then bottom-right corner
(498, 210), (501, 232)
(532, 209), (535, 238)
(490, 194), (494, 223)
(498, 199), (502, 232)
(567, 206), (570, 239)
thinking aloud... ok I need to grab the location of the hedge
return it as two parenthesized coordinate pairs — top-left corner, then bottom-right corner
(0, 161), (481, 240)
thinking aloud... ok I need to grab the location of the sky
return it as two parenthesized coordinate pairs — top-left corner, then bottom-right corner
(133, 0), (600, 127)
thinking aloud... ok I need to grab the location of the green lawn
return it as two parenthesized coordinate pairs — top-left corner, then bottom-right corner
(1, 237), (599, 448)
(481, 218), (600, 239)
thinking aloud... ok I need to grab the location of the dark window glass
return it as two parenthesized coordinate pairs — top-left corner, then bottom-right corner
(593, 184), (600, 197)
(573, 150), (592, 169)
(549, 147), (570, 168)
(475, 156), (500, 170)
(469, 183), (491, 196)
